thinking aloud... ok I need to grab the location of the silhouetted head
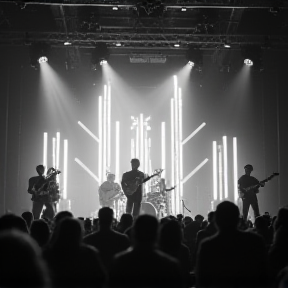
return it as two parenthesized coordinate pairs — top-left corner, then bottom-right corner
(255, 216), (268, 232)
(98, 207), (114, 229)
(159, 219), (182, 252)
(36, 165), (45, 176)
(0, 229), (49, 287)
(215, 201), (240, 232)
(207, 211), (215, 223)
(244, 164), (253, 175)
(53, 217), (82, 248)
(21, 211), (34, 228)
(0, 214), (29, 233)
(132, 214), (159, 246)
(195, 214), (204, 223)
(30, 219), (50, 247)
(119, 213), (133, 227)
(53, 210), (74, 226)
(131, 158), (140, 170)
(274, 207), (288, 231)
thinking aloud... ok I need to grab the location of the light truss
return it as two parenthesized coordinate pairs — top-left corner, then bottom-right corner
(1, 1), (288, 8)
(1, 31), (287, 51)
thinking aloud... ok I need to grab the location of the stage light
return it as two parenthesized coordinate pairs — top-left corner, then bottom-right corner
(91, 43), (110, 69)
(100, 60), (107, 65)
(244, 59), (253, 66)
(29, 43), (50, 68)
(241, 46), (262, 69)
(188, 61), (194, 67)
(186, 47), (203, 68)
(38, 56), (48, 63)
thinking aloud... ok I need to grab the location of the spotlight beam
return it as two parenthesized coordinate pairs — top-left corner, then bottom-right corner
(78, 121), (99, 142)
(75, 158), (99, 183)
(182, 158), (209, 184)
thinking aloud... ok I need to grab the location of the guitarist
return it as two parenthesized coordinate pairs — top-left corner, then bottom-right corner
(121, 158), (154, 218)
(238, 164), (265, 222)
(27, 165), (57, 220)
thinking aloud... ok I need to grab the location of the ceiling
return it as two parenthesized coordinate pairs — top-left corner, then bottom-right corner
(0, 0), (288, 67)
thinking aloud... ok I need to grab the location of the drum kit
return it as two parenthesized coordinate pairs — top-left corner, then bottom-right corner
(141, 191), (168, 219)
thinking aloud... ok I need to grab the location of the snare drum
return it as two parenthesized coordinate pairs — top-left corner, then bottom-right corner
(140, 202), (157, 217)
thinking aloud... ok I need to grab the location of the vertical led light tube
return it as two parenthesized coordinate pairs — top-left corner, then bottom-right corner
(179, 87), (183, 198)
(43, 132), (48, 173)
(115, 121), (120, 183)
(131, 139), (135, 159)
(174, 76), (179, 214)
(218, 145), (223, 201)
(52, 137), (56, 168)
(161, 122), (166, 179)
(107, 83), (111, 169)
(223, 136), (228, 199)
(139, 113), (144, 169)
(63, 139), (68, 200)
(171, 98), (175, 215)
(56, 132), (60, 169)
(136, 124), (139, 158)
(213, 141), (218, 201)
(145, 137), (148, 174)
(56, 132), (61, 184)
(148, 138), (152, 175)
(98, 96), (103, 185)
(103, 85), (107, 180)
(233, 137), (238, 203)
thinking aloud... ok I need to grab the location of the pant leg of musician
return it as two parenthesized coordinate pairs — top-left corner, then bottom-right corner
(131, 189), (142, 218)
(242, 198), (251, 221)
(250, 195), (260, 220)
(44, 202), (56, 220)
(126, 197), (134, 214)
(133, 201), (141, 218)
(32, 201), (44, 220)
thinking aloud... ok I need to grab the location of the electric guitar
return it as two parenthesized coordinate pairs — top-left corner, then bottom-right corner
(238, 172), (279, 199)
(32, 168), (61, 201)
(122, 169), (163, 196)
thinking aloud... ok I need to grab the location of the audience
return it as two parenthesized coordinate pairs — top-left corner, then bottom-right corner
(196, 201), (268, 288)
(0, 229), (49, 288)
(83, 207), (130, 273)
(43, 217), (106, 288)
(159, 219), (191, 287)
(109, 214), (183, 288)
(195, 211), (217, 254)
(0, 213), (29, 233)
(30, 219), (50, 248)
(116, 213), (133, 233)
(21, 211), (34, 229)
(268, 207), (288, 281)
(1, 197), (288, 288)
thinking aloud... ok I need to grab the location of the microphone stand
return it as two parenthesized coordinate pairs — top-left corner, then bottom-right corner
(182, 199), (191, 217)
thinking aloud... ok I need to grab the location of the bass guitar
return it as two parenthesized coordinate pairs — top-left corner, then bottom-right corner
(238, 172), (279, 199)
(122, 169), (163, 196)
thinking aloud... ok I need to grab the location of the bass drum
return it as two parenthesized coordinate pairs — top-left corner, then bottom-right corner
(140, 202), (157, 217)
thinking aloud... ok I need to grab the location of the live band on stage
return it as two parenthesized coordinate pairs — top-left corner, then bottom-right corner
(98, 158), (174, 219)
(28, 159), (279, 221)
